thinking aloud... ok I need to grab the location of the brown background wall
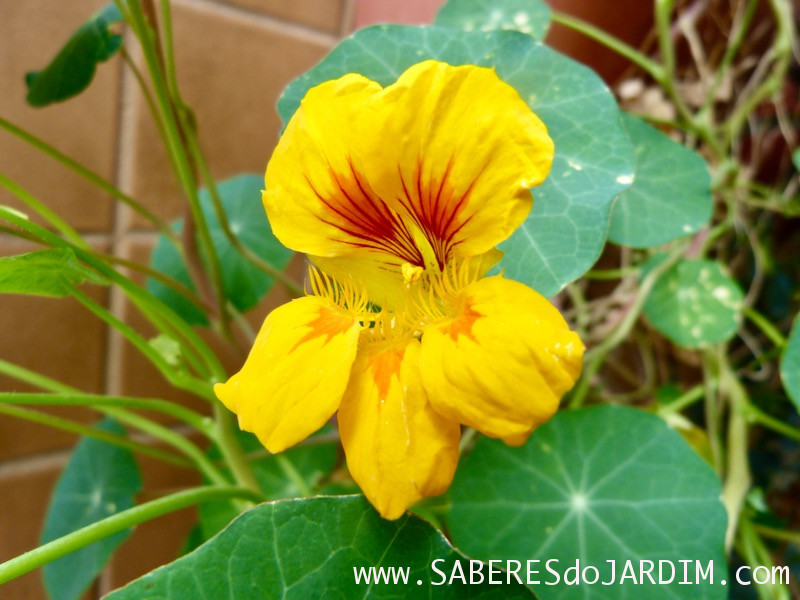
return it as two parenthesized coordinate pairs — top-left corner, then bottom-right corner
(0, 1), (650, 597)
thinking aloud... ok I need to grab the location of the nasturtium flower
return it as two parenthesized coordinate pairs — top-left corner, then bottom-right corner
(215, 60), (584, 519)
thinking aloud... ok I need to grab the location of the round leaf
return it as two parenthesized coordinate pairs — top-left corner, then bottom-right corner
(277, 26), (634, 297)
(781, 315), (800, 412)
(148, 175), (294, 326)
(608, 114), (712, 248)
(42, 418), (142, 600)
(107, 496), (536, 599)
(449, 406), (728, 599)
(644, 258), (744, 348)
(435, 0), (551, 41)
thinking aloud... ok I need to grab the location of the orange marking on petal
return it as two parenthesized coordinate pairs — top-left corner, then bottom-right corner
(291, 306), (355, 352)
(441, 302), (483, 343)
(369, 345), (406, 400)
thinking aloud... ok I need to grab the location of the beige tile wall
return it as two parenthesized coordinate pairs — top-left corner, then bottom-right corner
(0, 1), (350, 597)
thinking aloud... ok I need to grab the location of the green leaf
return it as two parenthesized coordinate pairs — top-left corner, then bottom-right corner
(42, 418), (142, 600)
(643, 257), (743, 348)
(781, 315), (800, 411)
(107, 496), (536, 599)
(26, 3), (123, 107)
(449, 406), (728, 598)
(198, 427), (339, 541)
(0, 248), (106, 298)
(277, 26), (634, 297)
(435, 0), (551, 41)
(148, 175), (294, 326)
(792, 148), (800, 171)
(608, 114), (712, 248)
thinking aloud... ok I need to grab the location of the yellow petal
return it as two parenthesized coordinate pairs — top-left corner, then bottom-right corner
(371, 60), (554, 263)
(338, 337), (460, 520)
(214, 296), (361, 453)
(419, 276), (584, 444)
(264, 60), (553, 293)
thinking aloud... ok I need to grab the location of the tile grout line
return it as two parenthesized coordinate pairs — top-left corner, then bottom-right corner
(179, 0), (340, 47)
(98, 25), (138, 597)
(339, 0), (355, 37)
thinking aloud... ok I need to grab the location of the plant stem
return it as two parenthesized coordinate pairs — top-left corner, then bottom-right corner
(743, 306), (787, 348)
(0, 118), (177, 243)
(0, 392), (212, 437)
(656, 383), (706, 417)
(569, 245), (685, 408)
(213, 403), (261, 493)
(0, 404), (191, 468)
(0, 173), (87, 249)
(549, 11), (663, 81)
(718, 349), (752, 553)
(0, 486), (263, 585)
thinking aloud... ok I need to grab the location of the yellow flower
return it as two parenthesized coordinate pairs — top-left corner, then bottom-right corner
(214, 60), (584, 519)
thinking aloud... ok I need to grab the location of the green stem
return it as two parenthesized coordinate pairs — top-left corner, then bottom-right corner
(0, 392), (212, 438)
(0, 404), (191, 468)
(124, 1), (230, 332)
(549, 11), (663, 80)
(70, 287), (215, 400)
(743, 306), (787, 348)
(0, 174), (87, 249)
(275, 454), (311, 497)
(0, 359), (74, 394)
(718, 349), (752, 553)
(583, 266), (640, 280)
(0, 486), (263, 585)
(569, 245), (685, 408)
(753, 524), (800, 547)
(745, 403), (800, 443)
(0, 207), (226, 382)
(213, 404), (260, 493)
(0, 118), (177, 243)
(656, 383), (706, 417)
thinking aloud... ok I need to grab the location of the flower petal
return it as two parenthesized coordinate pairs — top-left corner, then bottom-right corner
(371, 60), (554, 263)
(338, 337), (460, 519)
(264, 60), (553, 291)
(419, 276), (584, 444)
(214, 296), (361, 453)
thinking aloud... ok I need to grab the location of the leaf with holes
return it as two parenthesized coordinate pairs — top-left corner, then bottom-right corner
(148, 175), (294, 326)
(608, 114), (712, 248)
(277, 26), (633, 297)
(643, 257), (743, 348)
(26, 3), (123, 107)
(107, 496), (537, 599)
(449, 406), (727, 599)
(0, 248), (105, 298)
(42, 418), (142, 600)
(435, 0), (551, 41)
(781, 315), (800, 412)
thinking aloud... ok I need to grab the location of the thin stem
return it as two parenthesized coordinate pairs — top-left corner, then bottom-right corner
(718, 349), (752, 553)
(275, 454), (312, 497)
(583, 266), (640, 281)
(124, 1), (230, 331)
(0, 359), (75, 393)
(213, 404), (260, 493)
(0, 404), (191, 468)
(0, 207), (226, 381)
(569, 245), (685, 408)
(0, 486), (263, 585)
(0, 174), (87, 249)
(0, 118), (176, 243)
(753, 524), (800, 547)
(0, 392), (213, 437)
(743, 306), (787, 348)
(550, 11), (663, 81)
(70, 287), (215, 400)
(656, 383), (706, 417)
(745, 403), (800, 443)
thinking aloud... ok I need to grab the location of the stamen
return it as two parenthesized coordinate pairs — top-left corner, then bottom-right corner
(306, 264), (371, 319)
